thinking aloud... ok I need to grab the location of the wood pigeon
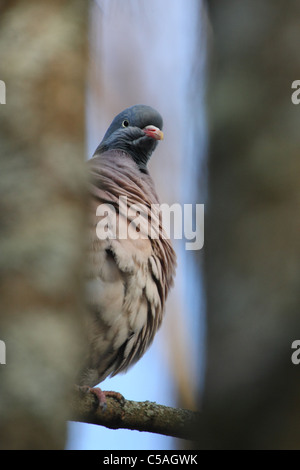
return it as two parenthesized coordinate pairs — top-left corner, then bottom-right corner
(79, 105), (176, 403)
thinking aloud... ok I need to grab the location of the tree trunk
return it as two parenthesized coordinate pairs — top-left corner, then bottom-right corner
(0, 0), (88, 449)
(199, 0), (300, 449)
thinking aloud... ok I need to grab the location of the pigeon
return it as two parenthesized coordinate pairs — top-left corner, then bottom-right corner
(78, 105), (176, 404)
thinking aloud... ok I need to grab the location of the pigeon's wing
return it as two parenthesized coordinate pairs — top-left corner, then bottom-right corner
(80, 151), (176, 387)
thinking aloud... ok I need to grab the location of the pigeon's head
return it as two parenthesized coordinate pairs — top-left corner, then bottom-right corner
(94, 104), (164, 170)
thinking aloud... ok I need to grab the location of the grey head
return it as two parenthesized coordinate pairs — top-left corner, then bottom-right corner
(93, 104), (164, 170)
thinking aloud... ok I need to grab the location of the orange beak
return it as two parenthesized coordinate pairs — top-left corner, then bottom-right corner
(143, 125), (164, 141)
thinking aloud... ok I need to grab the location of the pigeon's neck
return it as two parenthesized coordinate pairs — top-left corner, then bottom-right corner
(94, 137), (153, 172)
(128, 145), (151, 171)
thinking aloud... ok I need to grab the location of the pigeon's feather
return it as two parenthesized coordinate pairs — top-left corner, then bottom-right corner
(79, 106), (176, 387)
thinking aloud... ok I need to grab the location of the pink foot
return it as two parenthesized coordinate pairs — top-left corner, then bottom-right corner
(77, 386), (125, 410)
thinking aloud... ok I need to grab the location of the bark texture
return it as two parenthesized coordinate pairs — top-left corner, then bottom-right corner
(199, 0), (300, 449)
(0, 0), (88, 449)
(71, 389), (199, 441)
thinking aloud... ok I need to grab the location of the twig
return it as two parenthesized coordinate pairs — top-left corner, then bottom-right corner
(70, 389), (200, 441)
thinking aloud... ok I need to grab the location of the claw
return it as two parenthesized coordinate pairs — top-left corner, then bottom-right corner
(77, 385), (125, 411)
(89, 387), (108, 410)
(103, 390), (125, 406)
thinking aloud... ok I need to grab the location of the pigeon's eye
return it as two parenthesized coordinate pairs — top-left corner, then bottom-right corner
(122, 119), (129, 128)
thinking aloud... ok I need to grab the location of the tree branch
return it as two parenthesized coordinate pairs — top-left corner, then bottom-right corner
(70, 389), (200, 441)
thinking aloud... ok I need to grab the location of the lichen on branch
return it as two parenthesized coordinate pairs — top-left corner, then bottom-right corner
(70, 388), (200, 441)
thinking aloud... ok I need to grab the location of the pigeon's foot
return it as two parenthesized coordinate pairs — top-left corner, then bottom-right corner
(77, 385), (125, 411)
(102, 390), (125, 405)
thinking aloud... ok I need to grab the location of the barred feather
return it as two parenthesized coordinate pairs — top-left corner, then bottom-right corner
(79, 150), (176, 387)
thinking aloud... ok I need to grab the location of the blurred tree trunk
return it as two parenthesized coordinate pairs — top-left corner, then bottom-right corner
(200, 0), (300, 449)
(0, 0), (88, 449)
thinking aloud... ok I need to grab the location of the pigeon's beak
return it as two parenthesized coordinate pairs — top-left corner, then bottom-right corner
(143, 125), (164, 141)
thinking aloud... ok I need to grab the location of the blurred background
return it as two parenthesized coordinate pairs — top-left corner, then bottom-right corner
(0, 0), (300, 450)
(198, 0), (300, 449)
(67, 0), (207, 450)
